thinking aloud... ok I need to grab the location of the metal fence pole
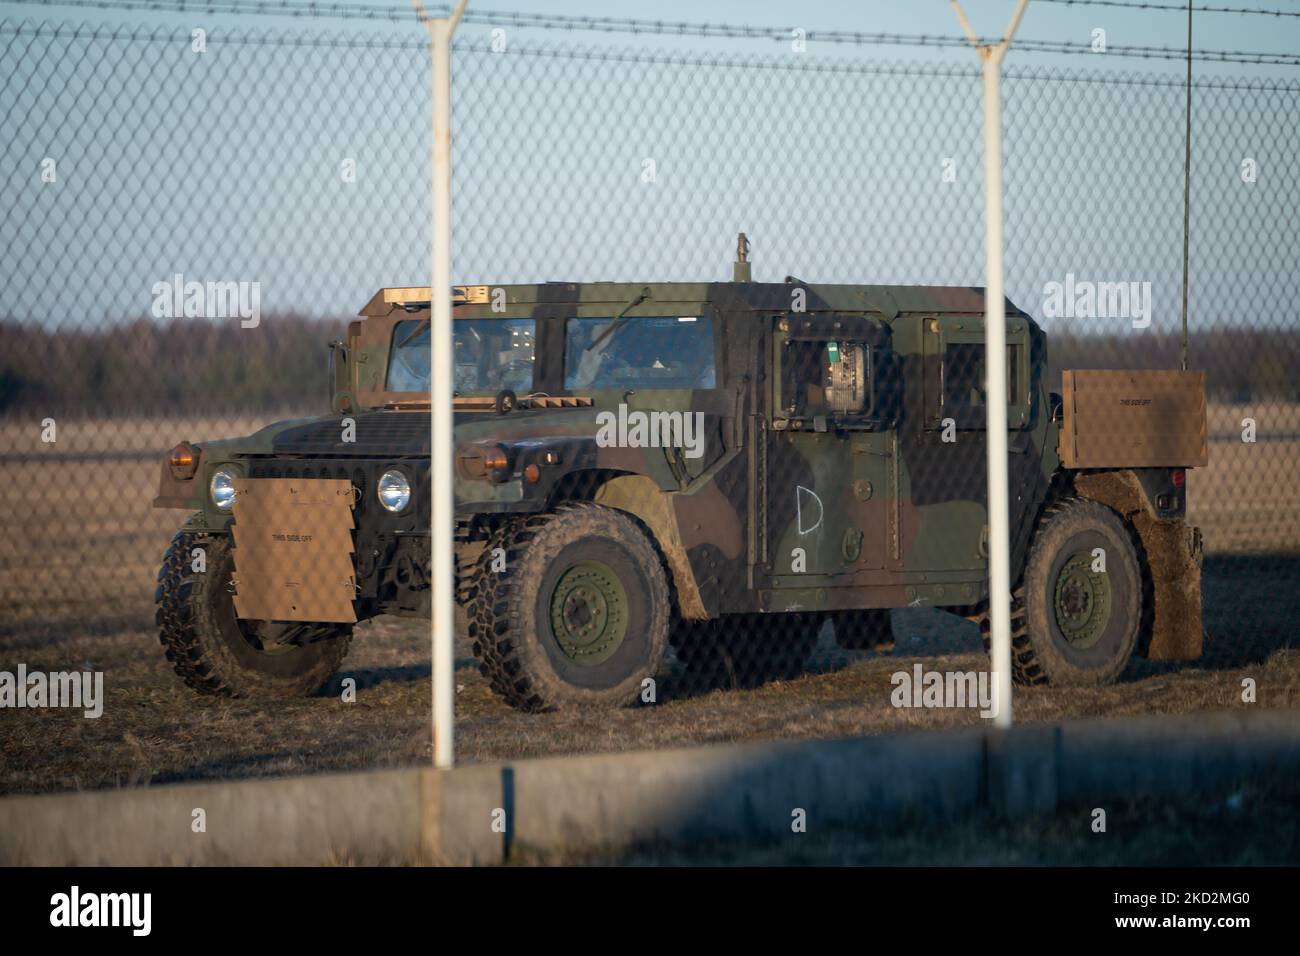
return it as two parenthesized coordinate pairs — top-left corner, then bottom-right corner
(951, 0), (1029, 729)
(1180, 0), (1193, 371)
(417, 0), (468, 770)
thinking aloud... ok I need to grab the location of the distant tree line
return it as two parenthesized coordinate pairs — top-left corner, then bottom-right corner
(0, 317), (1294, 415)
(0, 315), (349, 416)
(1045, 327), (1299, 405)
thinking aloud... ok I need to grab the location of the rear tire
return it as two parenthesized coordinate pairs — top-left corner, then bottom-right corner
(467, 503), (671, 712)
(155, 528), (353, 698)
(983, 497), (1143, 686)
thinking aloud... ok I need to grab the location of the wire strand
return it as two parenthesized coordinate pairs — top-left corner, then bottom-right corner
(6, 1), (1299, 65)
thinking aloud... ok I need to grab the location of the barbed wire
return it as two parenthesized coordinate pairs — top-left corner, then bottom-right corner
(22, 0), (1300, 22)
(1037, 0), (1300, 17)
(8, 0), (419, 22)
(4, 15), (1300, 89)
(10, 0), (1300, 65)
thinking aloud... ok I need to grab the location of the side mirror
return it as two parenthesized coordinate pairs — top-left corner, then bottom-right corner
(329, 341), (355, 414)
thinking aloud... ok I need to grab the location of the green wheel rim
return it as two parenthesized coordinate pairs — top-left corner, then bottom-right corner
(548, 560), (629, 666)
(1052, 551), (1113, 650)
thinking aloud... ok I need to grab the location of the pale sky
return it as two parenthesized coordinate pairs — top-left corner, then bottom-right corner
(1, 0), (1296, 344)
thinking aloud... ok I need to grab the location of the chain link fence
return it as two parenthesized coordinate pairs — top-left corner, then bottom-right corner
(1, 9), (1297, 787)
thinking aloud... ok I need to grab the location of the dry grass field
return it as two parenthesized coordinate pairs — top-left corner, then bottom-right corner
(1191, 402), (1300, 553)
(2, 558), (1297, 797)
(0, 413), (302, 624)
(1, 407), (1298, 798)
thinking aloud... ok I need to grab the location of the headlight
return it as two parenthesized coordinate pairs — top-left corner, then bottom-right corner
(210, 467), (238, 511)
(377, 469), (412, 512)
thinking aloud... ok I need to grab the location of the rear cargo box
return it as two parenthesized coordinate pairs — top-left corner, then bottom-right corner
(1059, 369), (1208, 469)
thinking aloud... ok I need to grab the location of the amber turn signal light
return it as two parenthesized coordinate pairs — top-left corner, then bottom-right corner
(168, 441), (199, 480)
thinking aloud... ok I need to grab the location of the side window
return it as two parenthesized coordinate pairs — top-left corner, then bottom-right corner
(780, 335), (894, 426)
(940, 342), (1026, 428)
(942, 343), (988, 413)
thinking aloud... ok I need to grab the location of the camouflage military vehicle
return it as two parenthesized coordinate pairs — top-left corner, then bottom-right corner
(153, 239), (1207, 710)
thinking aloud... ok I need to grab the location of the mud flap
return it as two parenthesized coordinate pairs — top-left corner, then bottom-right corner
(1073, 471), (1203, 660)
(1132, 513), (1203, 660)
(230, 478), (357, 623)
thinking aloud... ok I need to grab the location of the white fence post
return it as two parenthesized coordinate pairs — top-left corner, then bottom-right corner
(950, 0), (1029, 729)
(417, 0), (468, 770)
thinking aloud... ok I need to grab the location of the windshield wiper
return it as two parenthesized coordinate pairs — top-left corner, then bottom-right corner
(583, 286), (651, 355)
(396, 319), (429, 351)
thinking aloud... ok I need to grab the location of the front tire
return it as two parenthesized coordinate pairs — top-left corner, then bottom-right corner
(155, 528), (353, 698)
(990, 497), (1143, 686)
(467, 503), (671, 712)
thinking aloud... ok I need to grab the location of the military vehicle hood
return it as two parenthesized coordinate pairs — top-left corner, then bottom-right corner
(198, 406), (603, 459)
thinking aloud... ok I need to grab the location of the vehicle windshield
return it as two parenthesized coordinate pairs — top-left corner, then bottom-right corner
(386, 318), (536, 394)
(564, 316), (715, 390)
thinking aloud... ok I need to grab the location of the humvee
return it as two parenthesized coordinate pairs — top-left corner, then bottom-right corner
(153, 238), (1207, 710)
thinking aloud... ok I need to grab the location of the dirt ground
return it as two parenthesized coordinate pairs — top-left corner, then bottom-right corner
(2, 552), (1297, 797)
(1, 412), (1298, 797)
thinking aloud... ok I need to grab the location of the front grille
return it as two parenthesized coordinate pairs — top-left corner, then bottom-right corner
(249, 462), (356, 484)
(245, 458), (427, 530)
(273, 413), (431, 455)
(248, 461), (361, 512)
